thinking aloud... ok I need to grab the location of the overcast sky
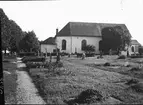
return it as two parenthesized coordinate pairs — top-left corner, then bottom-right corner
(0, 0), (143, 45)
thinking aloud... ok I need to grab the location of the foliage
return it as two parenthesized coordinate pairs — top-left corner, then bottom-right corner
(100, 26), (131, 53)
(118, 55), (126, 59)
(19, 52), (36, 57)
(22, 56), (45, 63)
(82, 45), (95, 53)
(9, 20), (24, 52)
(0, 8), (11, 51)
(138, 46), (143, 55)
(74, 89), (103, 104)
(0, 8), (25, 53)
(19, 31), (40, 52)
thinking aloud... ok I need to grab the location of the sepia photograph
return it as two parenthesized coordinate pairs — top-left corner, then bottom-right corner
(1, 0), (143, 104)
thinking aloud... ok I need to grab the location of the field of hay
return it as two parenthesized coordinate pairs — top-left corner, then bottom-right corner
(28, 55), (143, 104)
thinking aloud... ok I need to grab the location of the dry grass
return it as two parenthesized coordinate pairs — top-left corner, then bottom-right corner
(28, 56), (143, 104)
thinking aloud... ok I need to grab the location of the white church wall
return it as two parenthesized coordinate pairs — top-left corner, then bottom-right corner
(40, 44), (56, 53)
(56, 36), (72, 53)
(56, 36), (102, 54)
(71, 36), (102, 54)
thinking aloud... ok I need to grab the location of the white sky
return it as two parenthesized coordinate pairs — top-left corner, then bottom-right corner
(0, 0), (143, 45)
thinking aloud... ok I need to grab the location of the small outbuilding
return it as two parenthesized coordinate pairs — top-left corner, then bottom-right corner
(40, 37), (56, 53)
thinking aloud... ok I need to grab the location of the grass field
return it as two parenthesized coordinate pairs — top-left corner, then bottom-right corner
(28, 55), (143, 104)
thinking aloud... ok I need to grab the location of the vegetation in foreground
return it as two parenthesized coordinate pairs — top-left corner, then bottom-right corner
(3, 56), (17, 104)
(25, 56), (143, 104)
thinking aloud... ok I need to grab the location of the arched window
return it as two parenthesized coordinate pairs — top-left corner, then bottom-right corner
(131, 46), (134, 52)
(62, 39), (66, 50)
(81, 40), (87, 50)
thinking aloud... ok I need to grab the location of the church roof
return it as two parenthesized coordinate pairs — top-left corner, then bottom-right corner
(56, 22), (131, 37)
(40, 37), (56, 45)
(131, 40), (141, 45)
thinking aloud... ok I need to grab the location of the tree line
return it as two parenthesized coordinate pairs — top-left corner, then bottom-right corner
(0, 8), (40, 54)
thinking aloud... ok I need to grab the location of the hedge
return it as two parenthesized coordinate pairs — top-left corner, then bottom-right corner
(22, 56), (46, 63)
(18, 52), (36, 57)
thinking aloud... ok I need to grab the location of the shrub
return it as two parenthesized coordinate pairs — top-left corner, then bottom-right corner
(125, 78), (139, 85)
(138, 46), (143, 55)
(130, 54), (143, 58)
(118, 55), (126, 59)
(22, 56), (45, 63)
(76, 53), (82, 58)
(130, 67), (141, 72)
(85, 53), (95, 57)
(18, 52), (36, 57)
(130, 83), (143, 93)
(104, 62), (110, 66)
(74, 89), (103, 104)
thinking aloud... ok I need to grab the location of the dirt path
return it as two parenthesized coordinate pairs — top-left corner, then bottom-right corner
(16, 59), (46, 104)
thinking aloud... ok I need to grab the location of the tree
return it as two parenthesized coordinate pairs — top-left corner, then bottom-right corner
(0, 8), (11, 53)
(100, 26), (131, 53)
(82, 45), (95, 53)
(138, 46), (143, 56)
(1, 8), (25, 54)
(19, 31), (40, 52)
(9, 20), (24, 53)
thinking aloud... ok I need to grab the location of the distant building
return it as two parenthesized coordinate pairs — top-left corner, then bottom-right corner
(130, 39), (141, 55)
(40, 37), (56, 53)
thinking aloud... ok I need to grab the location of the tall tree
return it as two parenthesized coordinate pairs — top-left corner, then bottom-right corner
(0, 8), (11, 52)
(19, 31), (40, 52)
(9, 20), (24, 53)
(100, 26), (131, 53)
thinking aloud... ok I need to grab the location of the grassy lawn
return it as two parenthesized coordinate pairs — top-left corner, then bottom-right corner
(3, 56), (17, 104)
(27, 56), (143, 104)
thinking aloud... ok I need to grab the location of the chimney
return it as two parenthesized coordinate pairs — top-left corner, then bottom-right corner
(56, 28), (58, 35)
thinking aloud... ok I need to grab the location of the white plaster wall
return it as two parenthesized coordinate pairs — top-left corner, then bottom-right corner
(71, 36), (102, 54)
(40, 44), (56, 53)
(56, 36), (102, 54)
(56, 36), (72, 53)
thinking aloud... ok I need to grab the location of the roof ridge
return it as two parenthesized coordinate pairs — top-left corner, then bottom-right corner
(68, 21), (125, 25)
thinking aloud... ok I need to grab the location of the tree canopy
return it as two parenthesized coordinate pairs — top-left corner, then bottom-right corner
(100, 26), (131, 53)
(1, 8), (40, 53)
(19, 31), (40, 52)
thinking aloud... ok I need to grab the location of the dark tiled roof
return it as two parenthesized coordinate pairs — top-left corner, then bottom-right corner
(131, 40), (141, 45)
(40, 37), (56, 45)
(56, 22), (131, 37)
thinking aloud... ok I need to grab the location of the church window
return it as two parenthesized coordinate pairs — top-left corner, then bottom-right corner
(131, 46), (134, 52)
(81, 40), (87, 50)
(62, 39), (66, 50)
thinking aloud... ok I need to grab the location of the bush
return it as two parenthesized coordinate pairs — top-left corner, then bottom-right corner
(130, 83), (143, 93)
(85, 53), (95, 57)
(76, 53), (82, 58)
(60, 52), (69, 56)
(118, 55), (126, 59)
(22, 56), (45, 63)
(130, 67), (141, 72)
(104, 62), (110, 66)
(26, 62), (47, 68)
(74, 89), (103, 104)
(18, 52), (36, 57)
(130, 54), (143, 58)
(138, 46), (143, 55)
(125, 78), (139, 85)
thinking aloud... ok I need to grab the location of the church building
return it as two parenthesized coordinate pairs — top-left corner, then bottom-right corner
(55, 22), (130, 54)
(40, 22), (134, 54)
